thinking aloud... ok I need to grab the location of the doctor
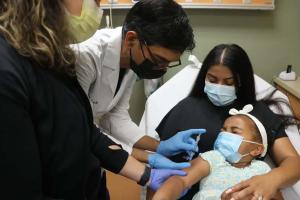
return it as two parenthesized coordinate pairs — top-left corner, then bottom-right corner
(73, 0), (205, 170)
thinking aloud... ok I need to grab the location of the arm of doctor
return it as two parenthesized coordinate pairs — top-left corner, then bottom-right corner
(152, 156), (210, 200)
(71, 38), (201, 164)
(133, 135), (160, 151)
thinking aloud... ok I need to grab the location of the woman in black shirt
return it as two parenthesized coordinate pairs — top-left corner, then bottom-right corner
(0, 0), (186, 199)
(157, 44), (300, 200)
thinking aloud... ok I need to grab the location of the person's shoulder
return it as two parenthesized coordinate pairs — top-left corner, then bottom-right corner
(96, 26), (122, 36)
(0, 35), (30, 74)
(253, 100), (281, 116)
(253, 101), (269, 110)
(253, 100), (285, 128)
(0, 35), (17, 59)
(88, 27), (122, 45)
(72, 27), (122, 60)
(168, 96), (213, 117)
(200, 150), (226, 169)
(0, 35), (37, 103)
(177, 96), (209, 107)
(201, 150), (224, 159)
(250, 160), (271, 173)
(70, 28), (117, 52)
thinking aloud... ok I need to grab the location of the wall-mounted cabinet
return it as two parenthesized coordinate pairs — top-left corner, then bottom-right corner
(100, 0), (274, 10)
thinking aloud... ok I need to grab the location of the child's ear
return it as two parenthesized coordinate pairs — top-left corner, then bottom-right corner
(250, 145), (264, 157)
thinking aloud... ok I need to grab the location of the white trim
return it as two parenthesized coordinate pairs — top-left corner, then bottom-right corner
(229, 104), (268, 157)
(100, 3), (274, 10)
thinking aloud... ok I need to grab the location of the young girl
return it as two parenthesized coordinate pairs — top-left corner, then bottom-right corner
(153, 104), (284, 200)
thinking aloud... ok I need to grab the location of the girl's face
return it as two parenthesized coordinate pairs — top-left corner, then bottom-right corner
(221, 115), (262, 157)
(205, 64), (235, 86)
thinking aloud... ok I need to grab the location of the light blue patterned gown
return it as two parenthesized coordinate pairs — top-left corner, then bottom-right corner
(192, 150), (271, 200)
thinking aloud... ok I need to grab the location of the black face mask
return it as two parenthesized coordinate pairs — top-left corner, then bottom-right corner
(130, 49), (167, 79)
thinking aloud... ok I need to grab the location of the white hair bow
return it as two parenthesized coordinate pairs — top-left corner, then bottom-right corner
(229, 104), (253, 115)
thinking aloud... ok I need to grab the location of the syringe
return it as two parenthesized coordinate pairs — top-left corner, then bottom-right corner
(184, 134), (201, 161)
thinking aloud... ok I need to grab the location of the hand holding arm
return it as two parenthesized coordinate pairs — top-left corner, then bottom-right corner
(153, 156), (210, 200)
(221, 137), (300, 200)
(220, 173), (284, 200)
(118, 156), (187, 191)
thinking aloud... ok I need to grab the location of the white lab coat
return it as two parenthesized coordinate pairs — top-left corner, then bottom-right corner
(71, 27), (145, 153)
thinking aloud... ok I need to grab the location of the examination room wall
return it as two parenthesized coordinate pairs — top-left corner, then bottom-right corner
(103, 0), (300, 124)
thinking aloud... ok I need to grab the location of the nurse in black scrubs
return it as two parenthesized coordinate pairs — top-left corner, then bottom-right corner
(0, 0), (188, 199)
(157, 44), (300, 200)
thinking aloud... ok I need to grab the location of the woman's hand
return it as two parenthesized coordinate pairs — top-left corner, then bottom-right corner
(221, 173), (280, 200)
(148, 168), (187, 191)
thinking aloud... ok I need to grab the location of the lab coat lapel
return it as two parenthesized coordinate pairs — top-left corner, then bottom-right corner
(102, 27), (122, 96)
(112, 70), (133, 100)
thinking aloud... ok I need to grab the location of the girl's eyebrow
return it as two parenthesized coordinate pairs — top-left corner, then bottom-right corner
(231, 126), (243, 131)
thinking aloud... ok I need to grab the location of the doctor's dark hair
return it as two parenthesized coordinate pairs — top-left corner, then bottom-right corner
(122, 0), (195, 53)
(190, 44), (256, 105)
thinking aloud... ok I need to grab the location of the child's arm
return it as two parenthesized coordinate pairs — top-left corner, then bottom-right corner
(152, 156), (210, 200)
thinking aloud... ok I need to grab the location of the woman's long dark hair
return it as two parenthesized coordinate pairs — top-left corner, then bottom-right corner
(262, 89), (300, 127)
(190, 43), (299, 129)
(190, 44), (256, 105)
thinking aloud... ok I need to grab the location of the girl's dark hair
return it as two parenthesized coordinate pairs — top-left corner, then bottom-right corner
(190, 44), (256, 105)
(122, 0), (195, 53)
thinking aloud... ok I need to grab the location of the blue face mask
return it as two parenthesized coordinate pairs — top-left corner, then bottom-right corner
(204, 81), (237, 106)
(213, 131), (260, 163)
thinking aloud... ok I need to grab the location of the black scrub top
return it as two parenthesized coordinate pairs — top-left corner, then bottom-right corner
(0, 35), (129, 200)
(156, 96), (287, 200)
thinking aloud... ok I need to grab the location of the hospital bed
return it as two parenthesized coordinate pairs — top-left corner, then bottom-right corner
(139, 55), (300, 200)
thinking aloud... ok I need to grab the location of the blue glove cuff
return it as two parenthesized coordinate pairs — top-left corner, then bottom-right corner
(148, 154), (156, 167)
(156, 140), (167, 155)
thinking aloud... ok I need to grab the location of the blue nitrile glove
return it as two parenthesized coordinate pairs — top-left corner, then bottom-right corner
(148, 153), (191, 169)
(157, 129), (206, 157)
(184, 134), (202, 161)
(148, 169), (187, 191)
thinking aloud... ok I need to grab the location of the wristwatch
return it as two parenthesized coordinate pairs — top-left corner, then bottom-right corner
(137, 166), (151, 186)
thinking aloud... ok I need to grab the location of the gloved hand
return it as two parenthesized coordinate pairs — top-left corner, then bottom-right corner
(157, 129), (206, 157)
(148, 153), (191, 169)
(148, 169), (187, 191)
(184, 134), (202, 161)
